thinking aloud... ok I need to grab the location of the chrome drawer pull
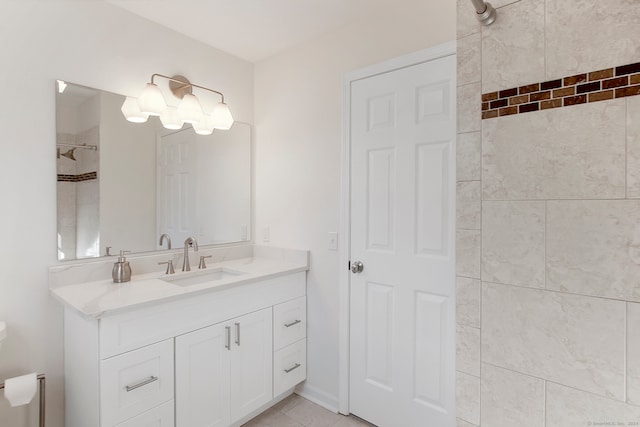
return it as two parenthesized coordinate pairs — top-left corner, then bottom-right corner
(284, 363), (301, 374)
(225, 326), (231, 350)
(235, 322), (241, 346)
(284, 320), (302, 328)
(125, 376), (158, 392)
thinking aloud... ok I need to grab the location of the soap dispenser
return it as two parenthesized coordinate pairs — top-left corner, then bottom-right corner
(112, 250), (132, 283)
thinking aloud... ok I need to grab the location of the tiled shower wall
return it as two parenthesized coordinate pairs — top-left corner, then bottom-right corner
(56, 126), (100, 259)
(455, 0), (640, 425)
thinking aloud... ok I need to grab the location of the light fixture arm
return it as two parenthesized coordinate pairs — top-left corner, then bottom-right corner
(150, 74), (225, 103)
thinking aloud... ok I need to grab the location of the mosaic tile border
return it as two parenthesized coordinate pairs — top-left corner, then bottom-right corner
(482, 61), (640, 119)
(57, 171), (97, 182)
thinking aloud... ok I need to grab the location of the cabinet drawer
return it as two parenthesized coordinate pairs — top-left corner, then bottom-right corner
(114, 400), (174, 427)
(273, 339), (306, 397)
(101, 340), (174, 426)
(273, 297), (306, 350)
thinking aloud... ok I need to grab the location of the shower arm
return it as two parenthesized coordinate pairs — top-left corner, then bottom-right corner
(469, 0), (497, 25)
(56, 143), (98, 151)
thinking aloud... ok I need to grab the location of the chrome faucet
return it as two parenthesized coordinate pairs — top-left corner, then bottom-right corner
(182, 237), (199, 271)
(159, 233), (172, 250)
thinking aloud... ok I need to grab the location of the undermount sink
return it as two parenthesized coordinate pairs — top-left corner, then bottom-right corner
(161, 268), (246, 287)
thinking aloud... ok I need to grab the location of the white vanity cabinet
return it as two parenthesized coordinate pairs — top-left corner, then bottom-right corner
(63, 271), (306, 427)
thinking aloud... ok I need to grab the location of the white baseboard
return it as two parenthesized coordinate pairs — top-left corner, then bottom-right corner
(294, 383), (340, 413)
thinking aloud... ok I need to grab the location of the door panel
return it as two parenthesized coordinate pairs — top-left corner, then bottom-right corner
(415, 141), (451, 256)
(364, 282), (395, 390)
(349, 55), (456, 427)
(414, 292), (448, 408)
(367, 149), (395, 251)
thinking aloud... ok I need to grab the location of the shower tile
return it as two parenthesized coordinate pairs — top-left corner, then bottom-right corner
(456, 276), (480, 328)
(456, 132), (481, 182)
(482, 99), (626, 200)
(457, 82), (481, 133)
(481, 364), (544, 427)
(627, 96), (640, 198)
(627, 302), (640, 405)
(456, 181), (481, 230)
(546, 382), (640, 427)
(457, 324), (480, 376)
(457, 0), (480, 39)
(457, 32), (481, 87)
(481, 0), (545, 93)
(456, 419), (477, 427)
(547, 200), (640, 302)
(456, 230), (481, 279)
(482, 201), (545, 289)
(491, 0), (521, 7)
(482, 282), (625, 400)
(456, 372), (480, 425)
(546, 0), (640, 80)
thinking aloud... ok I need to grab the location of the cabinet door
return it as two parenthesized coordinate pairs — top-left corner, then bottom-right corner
(175, 322), (231, 427)
(230, 308), (273, 422)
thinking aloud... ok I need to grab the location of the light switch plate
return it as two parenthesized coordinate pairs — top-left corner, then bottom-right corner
(328, 232), (338, 250)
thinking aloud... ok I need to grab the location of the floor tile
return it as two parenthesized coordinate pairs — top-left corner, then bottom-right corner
(284, 399), (343, 427)
(242, 395), (378, 427)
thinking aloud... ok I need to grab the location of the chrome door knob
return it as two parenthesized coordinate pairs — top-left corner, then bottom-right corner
(351, 261), (364, 274)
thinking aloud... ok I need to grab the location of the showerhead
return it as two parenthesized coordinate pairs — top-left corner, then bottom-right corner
(60, 148), (77, 161)
(470, 0), (497, 25)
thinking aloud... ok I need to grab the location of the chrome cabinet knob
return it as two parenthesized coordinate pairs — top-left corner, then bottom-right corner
(351, 261), (364, 274)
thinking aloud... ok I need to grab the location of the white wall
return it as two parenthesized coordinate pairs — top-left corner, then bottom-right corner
(0, 2), (253, 426)
(254, 0), (455, 408)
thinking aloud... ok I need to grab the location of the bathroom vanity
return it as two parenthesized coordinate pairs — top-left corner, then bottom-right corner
(50, 246), (308, 427)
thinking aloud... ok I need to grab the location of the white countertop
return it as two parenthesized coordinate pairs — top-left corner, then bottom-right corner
(51, 248), (308, 319)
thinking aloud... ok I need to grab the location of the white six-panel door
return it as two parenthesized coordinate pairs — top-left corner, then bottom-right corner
(157, 129), (198, 245)
(349, 54), (456, 427)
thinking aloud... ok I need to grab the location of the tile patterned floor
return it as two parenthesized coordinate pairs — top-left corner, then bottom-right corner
(242, 394), (377, 427)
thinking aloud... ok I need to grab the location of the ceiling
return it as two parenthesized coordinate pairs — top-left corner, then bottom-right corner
(107, 0), (395, 63)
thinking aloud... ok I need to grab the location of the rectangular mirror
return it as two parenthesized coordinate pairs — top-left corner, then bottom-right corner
(56, 82), (251, 261)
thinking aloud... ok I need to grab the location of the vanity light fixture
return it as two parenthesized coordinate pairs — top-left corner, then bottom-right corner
(122, 74), (234, 135)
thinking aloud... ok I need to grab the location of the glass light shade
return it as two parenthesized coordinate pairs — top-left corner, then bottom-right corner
(121, 96), (149, 123)
(160, 107), (183, 130)
(177, 93), (204, 124)
(137, 83), (167, 116)
(193, 115), (215, 135)
(211, 102), (234, 130)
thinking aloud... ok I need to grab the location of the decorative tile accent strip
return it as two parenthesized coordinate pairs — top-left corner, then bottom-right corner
(57, 171), (97, 182)
(482, 61), (640, 119)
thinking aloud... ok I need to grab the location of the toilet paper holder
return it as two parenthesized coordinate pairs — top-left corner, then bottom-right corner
(0, 373), (45, 427)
